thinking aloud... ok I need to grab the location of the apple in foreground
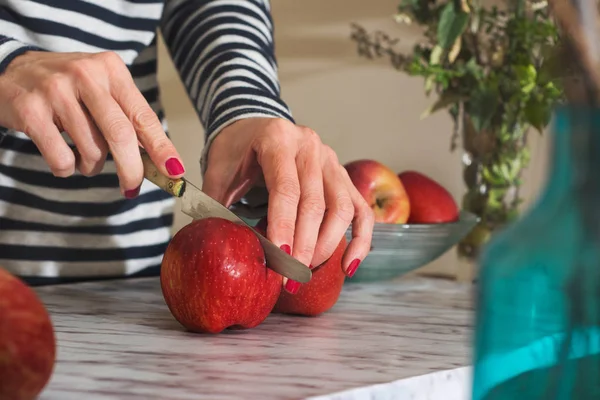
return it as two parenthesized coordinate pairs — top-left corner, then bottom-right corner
(398, 170), (459, 224)
(256, 217), (348, 317)
(160, 217), (282, 334)
(0, 268), (56, 400)
(344, 159), (410, 224)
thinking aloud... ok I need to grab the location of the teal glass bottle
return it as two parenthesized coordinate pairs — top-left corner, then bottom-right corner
(471, 104), (600, 400)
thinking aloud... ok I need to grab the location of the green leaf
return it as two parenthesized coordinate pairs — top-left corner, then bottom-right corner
(487, 188), (505, 211)
(514, 65), (537, 94)
(466, 88), (498, 132)
(420, 92), (468, 119)
(543, 81), (561, 98)
(429, 45), (443, 65)
(424, 75), (435, 94)
(448, 37), (462, 63)
(437, 2), (470, 49)
(482, 166), (504, 186)
(524, 97), (551, 134)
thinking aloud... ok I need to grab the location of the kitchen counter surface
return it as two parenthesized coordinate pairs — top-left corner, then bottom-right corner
(35, 276), (474, 400)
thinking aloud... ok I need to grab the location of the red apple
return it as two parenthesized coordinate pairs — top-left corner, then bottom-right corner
(398, 170), (460, 223)
(255, 217), (348, 317)
(344, 159), (410, 224)
(0, 268), (56, 400)
(160, 217), (283, 334)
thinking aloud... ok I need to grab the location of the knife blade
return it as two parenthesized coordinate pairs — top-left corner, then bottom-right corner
(139, 151), (312, 283)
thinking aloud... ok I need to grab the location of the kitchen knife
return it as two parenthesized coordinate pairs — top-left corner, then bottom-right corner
(139, 151), (312, 283)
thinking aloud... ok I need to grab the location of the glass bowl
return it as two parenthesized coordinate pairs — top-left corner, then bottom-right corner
(240, 211), (479, 283)
(344, 211), (480, 283)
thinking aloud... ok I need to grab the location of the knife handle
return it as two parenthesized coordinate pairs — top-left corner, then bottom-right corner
(140, 150), (186, 198)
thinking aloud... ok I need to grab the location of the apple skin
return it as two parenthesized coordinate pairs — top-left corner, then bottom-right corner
(160, 217), (283, 334)
(255, 217), (348, 317)
(398, 170), (460, 224)
(344, 159), (410, 224)
(0, 268), (56, 400)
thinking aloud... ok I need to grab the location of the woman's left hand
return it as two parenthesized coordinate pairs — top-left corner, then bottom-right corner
(202, 117), (374, 294)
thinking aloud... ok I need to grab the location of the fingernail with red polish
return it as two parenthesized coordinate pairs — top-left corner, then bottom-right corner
(347, 259), (361, 277)
(165, 158), (185, 175)
(280, 244), (291, 255)
(285, 279), (301, 294)
(124, 186), (141, 199)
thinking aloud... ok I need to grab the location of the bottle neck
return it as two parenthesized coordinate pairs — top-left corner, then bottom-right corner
(545, 105), (600, 202)
(544, 106), (576, 199)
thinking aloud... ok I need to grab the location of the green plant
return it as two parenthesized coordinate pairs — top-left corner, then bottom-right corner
(351, 0), (566, 259)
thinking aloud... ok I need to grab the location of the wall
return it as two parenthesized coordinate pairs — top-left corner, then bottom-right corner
(156, 0), (551, 278)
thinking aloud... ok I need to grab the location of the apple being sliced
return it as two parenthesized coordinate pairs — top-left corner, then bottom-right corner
(344, 159), (410, 224)
(398, 170), (459, 224)
(0, 268), (56, 400)
(160, 217), (283, 334)
(256, 217), (348, 317)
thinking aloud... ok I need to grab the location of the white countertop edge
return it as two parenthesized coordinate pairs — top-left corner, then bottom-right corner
(306, 366), (472, 400)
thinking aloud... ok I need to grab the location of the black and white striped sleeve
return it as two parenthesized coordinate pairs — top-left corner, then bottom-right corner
(159, 0), (295, 173)
(0, 35), (42, 74)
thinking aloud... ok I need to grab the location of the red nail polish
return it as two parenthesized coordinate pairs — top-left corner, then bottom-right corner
(165, 158), (185, 175)
(285, 279), (301, 294)
(280, 244), (291, 255)
(347, 259), (361, 277)
(124, 186), (140, 199)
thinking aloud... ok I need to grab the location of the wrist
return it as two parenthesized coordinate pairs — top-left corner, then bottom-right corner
(0, 39), (43, 75)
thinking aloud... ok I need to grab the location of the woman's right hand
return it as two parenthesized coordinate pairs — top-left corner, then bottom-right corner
(0, 50), (185, 198)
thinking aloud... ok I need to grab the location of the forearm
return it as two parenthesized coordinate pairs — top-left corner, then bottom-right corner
(159, 0), (294, 173)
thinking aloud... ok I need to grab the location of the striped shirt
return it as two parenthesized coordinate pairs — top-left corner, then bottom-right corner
(0, 0), (293, 284)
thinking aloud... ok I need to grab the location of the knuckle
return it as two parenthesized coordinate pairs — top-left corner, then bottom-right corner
(263, 134), (290, 151)
(96, 51), (122, 66)
(300, 193), (326, 217)
(360, 202), (376, 225)
(81, 145), (106, 165)
(325, 145), (340, 164)
(104, 118), (134, 144)
(273, 177), (301, 204)
(96, 52), (126, 76)
(41, 74), (70, 98)
(296, 245), (316, 262)
(80, 161), (106, 177)
(77, 165), (96, 177)
(270, 217), (296, 236)
(132, 107), (161, 133)
(334, 194), (355, 222)
(65, 59), (93, 79)
(146, 136), (172, 155)
(303, 127), (321, 142)
(51, 153), (76, 177)
(14, 95), (45, 131)
(314, 241), (337, 261)
(299, 128), (321, 153)
(265, 117), (292, 131)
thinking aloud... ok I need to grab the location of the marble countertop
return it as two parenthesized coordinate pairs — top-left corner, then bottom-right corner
(35, 276), (474, 400)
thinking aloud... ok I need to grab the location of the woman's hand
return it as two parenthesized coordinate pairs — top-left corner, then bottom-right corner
(0, 51), (185, 197)
(202, 117), (374, 293)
